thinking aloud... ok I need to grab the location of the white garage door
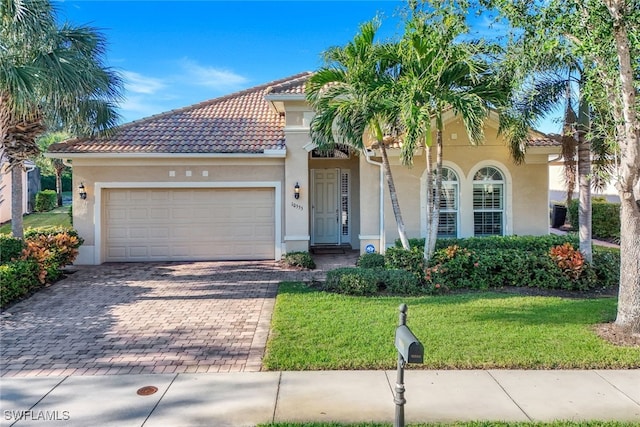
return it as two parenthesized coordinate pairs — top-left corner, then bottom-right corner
(104, 188), (275, 262)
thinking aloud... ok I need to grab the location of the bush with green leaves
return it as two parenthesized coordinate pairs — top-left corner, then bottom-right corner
(0, 235), (25, 263)
(325, 267), (381, 296)
(356, 252), (385, 269)
(282, 251), (316, 269)
(384, 246), (425, 282)
(0, 259), (40, 308)
(396, 234), (579, 254)
(35, 190), (57, 212)
(592, 249), (620, 288)
(383, 269), (422, 295)
(569, 198), (620, 241)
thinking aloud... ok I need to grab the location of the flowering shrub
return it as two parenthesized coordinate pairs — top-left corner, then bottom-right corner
(549, 243), (585, 280)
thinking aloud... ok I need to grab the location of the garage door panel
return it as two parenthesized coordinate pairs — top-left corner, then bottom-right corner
(104, 188), (276, 262)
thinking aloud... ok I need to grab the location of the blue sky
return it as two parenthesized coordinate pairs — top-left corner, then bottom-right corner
(55, 1), (560, 133)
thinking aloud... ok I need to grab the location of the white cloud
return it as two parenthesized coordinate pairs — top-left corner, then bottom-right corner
(177, 58), (248, 90)
(122, 71), (167, 95)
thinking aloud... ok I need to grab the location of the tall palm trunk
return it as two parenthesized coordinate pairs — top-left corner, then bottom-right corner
(379, 139), (410, 250)
(11, 164), (24, 238)
(424, 126), (443, 263)
(577, 97), (592, 263)
(54, 160), (65, 207)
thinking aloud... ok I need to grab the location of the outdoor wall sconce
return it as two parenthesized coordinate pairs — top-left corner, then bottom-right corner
(294, 182), (300, 199)
(78, 183), (87, 200)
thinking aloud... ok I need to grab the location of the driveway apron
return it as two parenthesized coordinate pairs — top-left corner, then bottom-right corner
(0, 261), (289, 377)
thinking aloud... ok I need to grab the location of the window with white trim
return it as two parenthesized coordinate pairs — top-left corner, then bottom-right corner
(311, 144), (351, 159)
(472, 166), (504, 236)
(435, 167), (459, 238)
(340, 170), (350, 240)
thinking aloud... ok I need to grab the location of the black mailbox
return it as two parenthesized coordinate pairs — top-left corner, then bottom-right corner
(395, 325), (424, 364)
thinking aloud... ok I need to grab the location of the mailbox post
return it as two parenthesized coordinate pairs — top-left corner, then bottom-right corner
(394, 303), (423, 427)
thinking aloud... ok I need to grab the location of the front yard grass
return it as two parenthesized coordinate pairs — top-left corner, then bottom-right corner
(263, 283), (639, 371)
(261, 423), (639, 427)
(0, 206), (70, 234)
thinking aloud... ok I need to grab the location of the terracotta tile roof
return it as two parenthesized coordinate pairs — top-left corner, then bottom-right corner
(527, 134), (562, 147)
(266, 72), (312, 95)
(48, 72), (313, 155)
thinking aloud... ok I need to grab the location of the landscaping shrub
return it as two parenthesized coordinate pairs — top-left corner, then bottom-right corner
(569, 198), (620, 241)
(383, 269), (422, 295)
(1, 228), (83, 308)
(592, 249), (620, 288)
(24, 228), (83, 269)
(396, 234), (579, 254)
(35, 190), (57, 212)
(325, 267), (380, 296)
(384, 246), (425, 282)
(0, 235), (25, 263)
(0, 259), (40, 308)
(356, 252), (385, 269)
(550, 243), (586, 280)
(282, 251), (315, 269)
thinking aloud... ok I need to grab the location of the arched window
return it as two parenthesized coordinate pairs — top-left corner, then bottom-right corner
(437, 167), (459, 238)
(472, 166), (504, 236)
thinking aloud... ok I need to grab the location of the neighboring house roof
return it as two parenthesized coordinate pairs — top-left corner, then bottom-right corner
(48, 72), (313, 155)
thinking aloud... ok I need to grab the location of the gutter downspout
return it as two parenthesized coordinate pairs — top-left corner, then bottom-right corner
(364, 149), (385, 252)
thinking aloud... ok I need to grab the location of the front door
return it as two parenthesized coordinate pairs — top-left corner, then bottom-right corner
(312, 169), (339, 244)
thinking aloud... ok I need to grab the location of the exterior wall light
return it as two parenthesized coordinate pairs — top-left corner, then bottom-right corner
(78, 183), (87, 200)
(294, 182), (300, 199)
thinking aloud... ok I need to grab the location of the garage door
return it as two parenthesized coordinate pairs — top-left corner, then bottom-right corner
(104, 188), (275, 262)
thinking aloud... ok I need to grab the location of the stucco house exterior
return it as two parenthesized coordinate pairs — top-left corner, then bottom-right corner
(0, 160), (38, 224)
(47, 72), (561, 265)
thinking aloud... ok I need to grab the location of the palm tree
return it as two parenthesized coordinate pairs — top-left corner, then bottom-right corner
(1, 0), (123, 238)
(306, 19), (411, 250)
(497, 36), (595, 262)
(37, 132), (71, 207)
(395, 7), (504, 261)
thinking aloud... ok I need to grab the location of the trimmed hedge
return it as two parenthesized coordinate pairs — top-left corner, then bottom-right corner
(397, 234), (579, 254)
(356, 253), (385, 269)
(35, 190), (57, 212)
(325, 267), (422, 296)
(0, 259), (41, 307)
(0, 235), (25, 263)
(568, 198), (620, 241)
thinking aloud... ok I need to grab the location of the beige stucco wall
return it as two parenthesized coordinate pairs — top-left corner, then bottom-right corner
(70, 157), (285, 263)
(0, 166), (30, 224)
(359, 115), (553, 250)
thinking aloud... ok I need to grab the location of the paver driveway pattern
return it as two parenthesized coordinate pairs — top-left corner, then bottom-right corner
(0, 261), (299, 378)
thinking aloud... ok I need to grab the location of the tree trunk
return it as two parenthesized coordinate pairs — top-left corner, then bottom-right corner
(577, 97), (592, 263)
(379, 141), (410, 250)
(425, 128), (443, 263)
(604, 0), (640, 334)
(423, 144), (434, 261)
(11, 164), (24, 239)
(55, 169), (63, 207)
(617, 198), (640, 334)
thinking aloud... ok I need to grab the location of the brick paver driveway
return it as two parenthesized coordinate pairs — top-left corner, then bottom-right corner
(1, 261), (299, 377)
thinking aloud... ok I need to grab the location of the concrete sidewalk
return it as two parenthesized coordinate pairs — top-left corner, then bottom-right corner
(1, 370), (639, 426)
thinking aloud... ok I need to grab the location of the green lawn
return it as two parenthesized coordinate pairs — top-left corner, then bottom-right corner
(262, 423), (638, 427)
(263, 283), (639, 371)
(0, 206), (71, 234)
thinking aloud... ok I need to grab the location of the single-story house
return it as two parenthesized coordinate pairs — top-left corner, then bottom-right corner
(47, 72), (561, 265)
(0, 160), (38, 224)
